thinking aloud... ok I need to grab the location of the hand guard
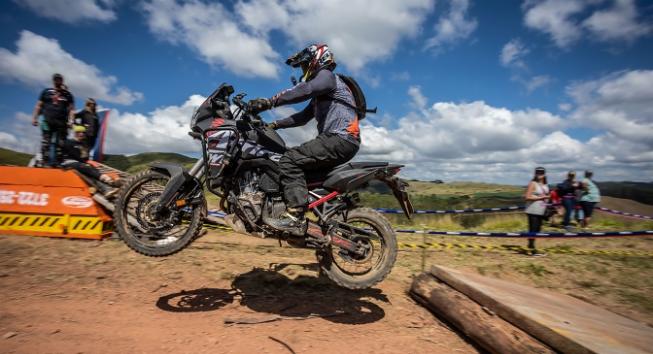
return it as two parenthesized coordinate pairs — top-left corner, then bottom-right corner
(249, 98), (272, 114)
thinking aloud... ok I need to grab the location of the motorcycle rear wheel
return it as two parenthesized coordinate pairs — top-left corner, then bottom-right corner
(317, 207), (397, 290)
(114, 169), (204, 257)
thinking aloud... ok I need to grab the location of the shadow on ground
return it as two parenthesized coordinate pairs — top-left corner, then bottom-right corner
(156, 263), (388, 324)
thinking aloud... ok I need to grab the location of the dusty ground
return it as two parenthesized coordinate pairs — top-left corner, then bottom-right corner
(2, 223), (652, 354)
(0, 232), (479, 354)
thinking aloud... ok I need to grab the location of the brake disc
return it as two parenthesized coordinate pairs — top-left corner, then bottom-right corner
(135, 192), (176, 234)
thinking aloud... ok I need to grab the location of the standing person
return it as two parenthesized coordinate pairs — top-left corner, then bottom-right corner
(524, 167), (550, 255)
(579, 170), (601, 228)
(74, 98), (99, 151)
(557, 171), (579, 231)
(31, 73), (75, 167)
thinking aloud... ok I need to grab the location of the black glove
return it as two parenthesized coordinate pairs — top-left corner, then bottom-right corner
(249, 98), (272, 113)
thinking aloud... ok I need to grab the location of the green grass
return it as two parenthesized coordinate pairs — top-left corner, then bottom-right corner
(0, 147), (33, 166)
(515, 263), (554, 277)
(102, 152), (196, 173)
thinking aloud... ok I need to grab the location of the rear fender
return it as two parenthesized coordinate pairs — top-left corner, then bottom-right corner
(380, 175), (414, 219)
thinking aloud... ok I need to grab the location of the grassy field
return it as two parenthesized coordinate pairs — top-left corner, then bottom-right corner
(393, 231), (653, 325)
(0, 147), (32, 166)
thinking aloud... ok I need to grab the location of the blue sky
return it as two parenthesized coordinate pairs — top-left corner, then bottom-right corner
(0, 0), (651, 184)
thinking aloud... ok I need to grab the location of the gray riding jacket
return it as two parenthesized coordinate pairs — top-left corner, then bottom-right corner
(271, 69), (360, 145)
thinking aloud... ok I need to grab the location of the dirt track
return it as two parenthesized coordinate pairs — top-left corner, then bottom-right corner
(0, 232), (478, 354)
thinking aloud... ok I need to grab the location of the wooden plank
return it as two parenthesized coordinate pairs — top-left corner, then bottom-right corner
(430, 265), (653, 354)
(411, 273), (556, 354)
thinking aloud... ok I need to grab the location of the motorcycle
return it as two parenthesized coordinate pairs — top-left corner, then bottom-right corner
(114, 83), (414, 289)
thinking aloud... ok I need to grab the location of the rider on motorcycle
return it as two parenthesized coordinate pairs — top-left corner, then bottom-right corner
(249, 44), (361, 235)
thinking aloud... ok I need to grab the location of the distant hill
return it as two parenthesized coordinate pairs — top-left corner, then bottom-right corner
(596, 181), (653, 206)
(0, 148), (33, 166)
(0, 147), (195, 173)
(103, 152), (196, 173)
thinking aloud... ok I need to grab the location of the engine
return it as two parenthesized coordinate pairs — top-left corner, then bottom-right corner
(237, 171), (264, 222)
(237, 170), (286, 226)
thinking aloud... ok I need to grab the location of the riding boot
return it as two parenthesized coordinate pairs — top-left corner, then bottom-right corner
(266, 207), (307, 237)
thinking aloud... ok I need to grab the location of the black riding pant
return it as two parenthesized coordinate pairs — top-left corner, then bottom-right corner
(526, 213), (544, 250)
(278, 133), (358, 209)
(61, 161), (102, 180)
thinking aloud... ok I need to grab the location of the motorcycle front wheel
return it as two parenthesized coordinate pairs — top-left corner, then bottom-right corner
(317, 207), (398, 290)
(114, 169), (205, 257)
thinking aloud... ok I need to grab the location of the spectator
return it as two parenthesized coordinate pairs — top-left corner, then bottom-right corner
(74, 98), (99, 151)
(31, 73), (75, 167)
(557, 171), (579, 231)
(579, 170), (601, 228)
(62, 125), (119, 198)
(547, 187), (563, 226)
(524, 166), (550, 255)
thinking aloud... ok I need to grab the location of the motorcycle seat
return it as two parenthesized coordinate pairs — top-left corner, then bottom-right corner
(305, 161), (390, 191)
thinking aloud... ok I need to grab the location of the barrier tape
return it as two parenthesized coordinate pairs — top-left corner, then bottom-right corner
(398, 242), (653, 257)
(394, 229), (653, 238)
(210, 206), (653, 220)
(375, 206), (525, 214)
(596, 207), (653, 220)
(376, 206), (653, 220)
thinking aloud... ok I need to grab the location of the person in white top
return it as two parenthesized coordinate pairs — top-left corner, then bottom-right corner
(524, 166), (550, 255)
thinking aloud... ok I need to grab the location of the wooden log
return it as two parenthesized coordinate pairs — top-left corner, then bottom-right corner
(410, 273), (555, 354)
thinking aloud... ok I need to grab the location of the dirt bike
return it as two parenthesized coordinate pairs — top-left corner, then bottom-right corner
(114, 83), (414, 289)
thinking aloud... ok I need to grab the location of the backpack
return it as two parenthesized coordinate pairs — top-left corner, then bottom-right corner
(333, 74), (377, 119)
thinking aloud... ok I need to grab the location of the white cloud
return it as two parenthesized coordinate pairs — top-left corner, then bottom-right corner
(523, 0), (585, 48)
(0, 112), (44, 154)
(583, 0), (651, 42)
(236, 0), (435, 72)
(141, 0), (434, 78)
(500, 39), (529, 67)
(354, 80), (651, 183)
(523, 0), (651, 48)
(408, 86), (428, 110)
(500, 38), (552, 93)
(567, 70), (653, 147)
(425, 0), (478, 51)
(0, 31), (142, 105)
(524, 75), (553, 93)
(104, 95), (205, 154)
(15, 0), (117, 24)
(142, 0), (280, 78)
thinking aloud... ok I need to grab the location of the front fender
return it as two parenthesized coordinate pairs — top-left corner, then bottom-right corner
(150, 163), (196, 210)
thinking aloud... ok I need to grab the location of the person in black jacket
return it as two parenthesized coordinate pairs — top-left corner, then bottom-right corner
(31, 73), (75, 167)
(74, 98), (99, 150)
(556, 171), (579, 231)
